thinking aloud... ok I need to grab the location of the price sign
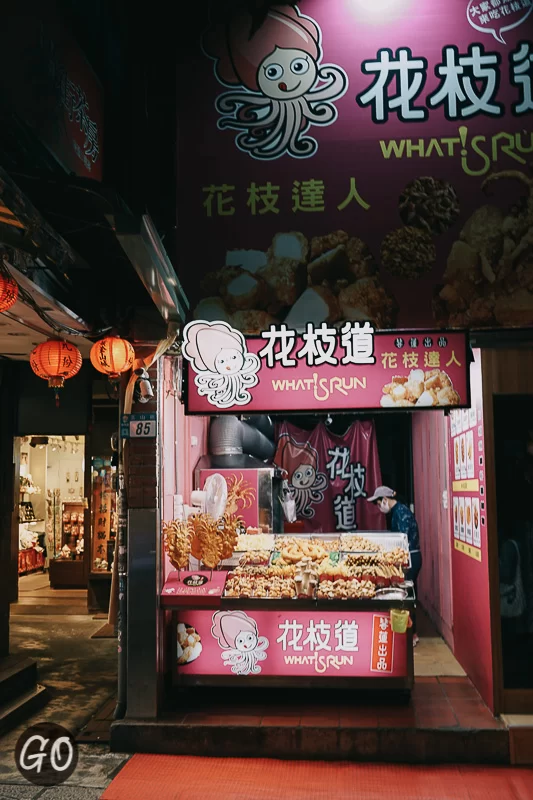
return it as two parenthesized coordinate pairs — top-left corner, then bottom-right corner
(120, 413), (157, 439)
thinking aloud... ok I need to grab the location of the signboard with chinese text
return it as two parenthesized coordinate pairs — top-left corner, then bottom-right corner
(175, 609), (407, 678)
(182, 320), (470, 414)
(162, 571), (227, 606)
(2, 2), (103, 180)
(178, 0), (533, 334)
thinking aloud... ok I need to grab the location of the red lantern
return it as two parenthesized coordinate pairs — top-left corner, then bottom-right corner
(0, 273), (18, 313)
(30, 339), (83, 405)
(90, 336), (135, 379)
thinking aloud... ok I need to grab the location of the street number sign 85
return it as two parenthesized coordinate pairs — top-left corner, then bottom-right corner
(129, 420), (156, 438)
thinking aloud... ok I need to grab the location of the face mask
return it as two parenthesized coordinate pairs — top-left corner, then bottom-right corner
(378, 500), (389, 514)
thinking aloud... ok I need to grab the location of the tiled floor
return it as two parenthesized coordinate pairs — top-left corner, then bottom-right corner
(413, 608), (466, 677)
(87, 676), (501, 746)
(12, 571), (88, 615)
(77, 697), (116, 743)
(172, 677), (502, 730)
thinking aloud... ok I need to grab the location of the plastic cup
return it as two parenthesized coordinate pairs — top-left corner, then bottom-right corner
(390, 608), (410, 634)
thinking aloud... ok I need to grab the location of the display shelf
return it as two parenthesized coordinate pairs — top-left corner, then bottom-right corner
(61, 501), (85, 556)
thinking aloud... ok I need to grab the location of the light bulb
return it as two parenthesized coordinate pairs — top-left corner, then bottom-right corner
(346, 0), (414, 25)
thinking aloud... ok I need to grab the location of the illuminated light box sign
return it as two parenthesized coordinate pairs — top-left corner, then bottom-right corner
(182, 320), (470, 414)
(177, 0), (533, 335)
(176, 609), (408, 678)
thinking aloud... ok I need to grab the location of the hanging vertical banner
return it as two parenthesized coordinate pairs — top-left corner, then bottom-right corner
(274, 420), (385, 533)
(2, 1), (103, 180)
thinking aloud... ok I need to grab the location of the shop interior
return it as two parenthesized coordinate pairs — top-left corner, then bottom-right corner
(15, 423), (118, 611)
(18, 435), (86, 576)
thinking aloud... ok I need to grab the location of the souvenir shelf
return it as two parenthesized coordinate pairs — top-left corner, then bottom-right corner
(48, 501), (86, 589)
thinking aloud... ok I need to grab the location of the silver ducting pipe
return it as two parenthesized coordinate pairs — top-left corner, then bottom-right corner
(210, 415), (275, 461)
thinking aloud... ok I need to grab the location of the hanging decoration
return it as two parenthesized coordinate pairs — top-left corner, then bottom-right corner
(90, 336), (135, 380)
(0, 272), (18, 313)
(30, 339), (83, 406)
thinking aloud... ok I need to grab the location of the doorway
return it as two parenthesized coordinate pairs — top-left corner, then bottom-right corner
(493, 396), (533, 694)
(15, 435), (87, 610)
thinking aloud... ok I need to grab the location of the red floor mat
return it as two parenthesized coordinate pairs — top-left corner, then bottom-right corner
(102, 755), (533, 800)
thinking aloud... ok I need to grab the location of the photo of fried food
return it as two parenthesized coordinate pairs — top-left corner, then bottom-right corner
(433, 170), (533, 330)
(461, 438), (465, 463)
(455, 440), (459, 464)
(399, 176), (460, 235)
(454, 504), (458, 523)
(460, 506), (464, 524)
(381, 226), (437, 279)
(380, 368), (460, 408)
(468, 442), (473, 461)
(466, 505), (471, 525)
(474, 505), (479, 530)
(177, 622), (202, 665)
(192, 229), (398, 333)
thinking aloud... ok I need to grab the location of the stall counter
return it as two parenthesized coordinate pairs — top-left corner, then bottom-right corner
(162, 573), (414, 691)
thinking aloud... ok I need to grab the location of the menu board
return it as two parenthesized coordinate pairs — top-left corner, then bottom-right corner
(449, 399), (485, 562)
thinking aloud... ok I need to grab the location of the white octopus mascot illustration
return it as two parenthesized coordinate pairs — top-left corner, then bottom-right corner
(211, 610), (269, 675)
(203, 5), (348, 160)
(182, 320), (260, 409)
(276, 435), (328, 519)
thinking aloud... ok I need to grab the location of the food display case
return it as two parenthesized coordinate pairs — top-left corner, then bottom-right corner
(161, 531), (415, 690)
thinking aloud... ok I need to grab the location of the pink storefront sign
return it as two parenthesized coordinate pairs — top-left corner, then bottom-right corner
(176, 609), (408, 677)
(162, 571), (227, 606)
(183, 322), (470, 415)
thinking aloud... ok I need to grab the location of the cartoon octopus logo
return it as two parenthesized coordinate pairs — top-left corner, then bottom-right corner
(277, 436), (327, 519)
(211, 610), (269, 675)
(203, 5), (348, 160)
(182, 320), (261, 409)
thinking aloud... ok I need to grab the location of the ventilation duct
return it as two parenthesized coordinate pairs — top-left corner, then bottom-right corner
(209, 415), (275, 462)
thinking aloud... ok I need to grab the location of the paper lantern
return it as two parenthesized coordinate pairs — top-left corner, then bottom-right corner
(90, 336), (135, 379)
(30, 339), (83, 404)
(0, 273), (18, 313)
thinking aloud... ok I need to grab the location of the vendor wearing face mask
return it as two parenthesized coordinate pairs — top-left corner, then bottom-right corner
(367, 486), (422, 646)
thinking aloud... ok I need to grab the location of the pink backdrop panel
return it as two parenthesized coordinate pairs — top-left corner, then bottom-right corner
(412, 410), (454, 648)
(449, 350), (494, 710)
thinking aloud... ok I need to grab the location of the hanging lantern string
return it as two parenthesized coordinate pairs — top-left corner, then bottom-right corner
(0, 257), (111, 339)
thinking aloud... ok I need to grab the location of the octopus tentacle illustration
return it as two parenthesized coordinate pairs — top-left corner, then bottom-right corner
(276, 435), (327, 519)
(212, 610), (269, 676)
(182, 321), (260, 409)
(294, 470), (328, 519)
(203, 5), (348, 160)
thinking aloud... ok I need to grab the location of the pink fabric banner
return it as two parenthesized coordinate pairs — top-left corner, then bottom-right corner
(274, 421), (385, 533)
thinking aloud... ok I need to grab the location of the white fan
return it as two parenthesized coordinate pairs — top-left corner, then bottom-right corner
(203, 473), (228, 520)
